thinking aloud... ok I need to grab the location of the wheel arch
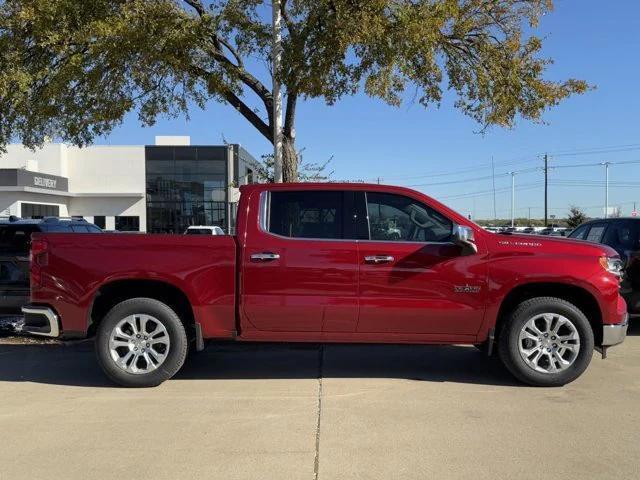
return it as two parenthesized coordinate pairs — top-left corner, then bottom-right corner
(495, 282), (603, 345)
(88, 279), (195, 338)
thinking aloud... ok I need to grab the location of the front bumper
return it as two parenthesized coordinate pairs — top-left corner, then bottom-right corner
(21, 305), (60, 338)
(602, 314), (628, 347)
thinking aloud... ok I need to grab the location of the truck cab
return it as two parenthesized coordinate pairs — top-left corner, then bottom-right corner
(23, 183), (628, 387)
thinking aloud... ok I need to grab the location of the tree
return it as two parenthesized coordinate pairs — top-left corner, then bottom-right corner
(0, 0), (589, 181)
(257, 150), (334, 183)
(566, 205), (588, 228)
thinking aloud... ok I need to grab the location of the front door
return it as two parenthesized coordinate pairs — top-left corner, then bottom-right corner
(241, 189), (361, 333)
(357, 191), (487, 335)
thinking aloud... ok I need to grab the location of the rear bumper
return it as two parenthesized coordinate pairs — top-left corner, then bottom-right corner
(21, 305), (60, 338)
(602, 314), (628, 347)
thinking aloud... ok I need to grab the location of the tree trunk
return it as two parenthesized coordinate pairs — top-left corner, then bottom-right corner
(282, 133), (298, 182)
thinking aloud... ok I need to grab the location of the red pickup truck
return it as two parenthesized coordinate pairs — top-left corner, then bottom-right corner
(22, 183), (628, 387)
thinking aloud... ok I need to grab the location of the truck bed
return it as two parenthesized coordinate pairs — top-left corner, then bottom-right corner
(30, 233), (237, 338)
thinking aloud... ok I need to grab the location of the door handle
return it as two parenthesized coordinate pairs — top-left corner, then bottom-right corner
(250, 252), (280, 262)
(364, 255), (395, 264)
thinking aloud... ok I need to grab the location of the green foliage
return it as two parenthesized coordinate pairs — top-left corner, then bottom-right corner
(1, 0), (590, 178)
(566, 205), (588, 228)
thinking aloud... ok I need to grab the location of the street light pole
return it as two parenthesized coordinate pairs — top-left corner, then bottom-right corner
(543, 153), (548, 227)
(602, 162), (610, 218)
(272, 0), (283, 183)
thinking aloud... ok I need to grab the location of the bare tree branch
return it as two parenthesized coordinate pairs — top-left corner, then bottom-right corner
(223, 88), (271, 140)
(189, 64), (271, 141)
(182, 0), (206, 17)
(218, 37), (244, 68)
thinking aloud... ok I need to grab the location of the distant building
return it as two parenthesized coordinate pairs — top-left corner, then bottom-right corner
(0, 136), (261, 233)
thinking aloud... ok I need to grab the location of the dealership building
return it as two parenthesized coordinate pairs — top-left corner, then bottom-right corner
(0, 136), (261, 233)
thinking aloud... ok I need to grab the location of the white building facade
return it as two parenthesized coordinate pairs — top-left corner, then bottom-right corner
(0, 136), (260, 232)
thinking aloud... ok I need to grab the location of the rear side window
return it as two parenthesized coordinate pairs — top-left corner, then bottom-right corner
(269, 191), (343, 239)
(0, 225), (39, 254)
(586, 224), (606, 243)
(569, 224), (589, 240)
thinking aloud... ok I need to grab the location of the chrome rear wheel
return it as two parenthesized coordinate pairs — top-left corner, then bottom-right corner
(108, 314), (171, 375)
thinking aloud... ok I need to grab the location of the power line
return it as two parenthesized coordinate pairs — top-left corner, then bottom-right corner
(364, 142), (640, 183)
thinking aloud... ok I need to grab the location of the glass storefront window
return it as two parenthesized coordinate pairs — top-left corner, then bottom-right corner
(145, 146), (229, 233)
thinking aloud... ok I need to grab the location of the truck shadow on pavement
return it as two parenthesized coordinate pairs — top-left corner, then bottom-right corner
(0, 339), (520, 388)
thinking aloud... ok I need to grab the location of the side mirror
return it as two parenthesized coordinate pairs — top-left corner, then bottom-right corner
(452, 224), (477, 254)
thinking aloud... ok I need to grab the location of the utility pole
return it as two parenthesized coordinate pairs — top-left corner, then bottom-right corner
(510, 172), (516, 228)
(272, 0), (283, 183)
(491, 156), (497, 221)
(602, 162), (610, 218)
(543, 153), (548, 227)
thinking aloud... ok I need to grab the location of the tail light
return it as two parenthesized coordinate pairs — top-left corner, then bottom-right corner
(30, 238), (49, 287)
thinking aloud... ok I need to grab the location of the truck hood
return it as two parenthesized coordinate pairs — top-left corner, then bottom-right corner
(488, 233), (618, 258)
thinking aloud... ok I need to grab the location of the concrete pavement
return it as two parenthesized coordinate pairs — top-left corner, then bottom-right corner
(1, 325), (639, 480)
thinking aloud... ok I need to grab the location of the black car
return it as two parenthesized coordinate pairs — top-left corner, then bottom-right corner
(568, 218), (640, 316)
(0, 217), (102, 318)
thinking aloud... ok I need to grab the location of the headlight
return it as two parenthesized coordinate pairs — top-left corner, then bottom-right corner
(599, 256), (624, 277)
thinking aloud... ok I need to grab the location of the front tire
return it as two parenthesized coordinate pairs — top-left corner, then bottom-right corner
(95, 298), (188, 387)
(498, 297), (594, 387)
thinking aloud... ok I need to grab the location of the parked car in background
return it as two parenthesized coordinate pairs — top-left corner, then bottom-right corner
(569, 218), (640, 316)
(0, 217), (101, 315)
(539, 226), (568, 237)
(184, 225), (225, 235)
(21, 183), (627, 388)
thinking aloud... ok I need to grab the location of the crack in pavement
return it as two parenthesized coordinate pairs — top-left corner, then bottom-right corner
(314, 345), (324, 480)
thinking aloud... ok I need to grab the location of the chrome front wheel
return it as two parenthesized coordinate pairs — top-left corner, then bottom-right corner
(499, 297), (594, 387)
(108, 314), (171, 375)
(518, 313), (580, 374)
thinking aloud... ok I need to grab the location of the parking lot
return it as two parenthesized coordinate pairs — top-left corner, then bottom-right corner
(1, 325), (639, 480)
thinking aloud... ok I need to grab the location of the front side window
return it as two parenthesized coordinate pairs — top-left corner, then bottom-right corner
(366, 192), (453, 242)
(268, 191), (343, 239)
(602, 221), (640, 252)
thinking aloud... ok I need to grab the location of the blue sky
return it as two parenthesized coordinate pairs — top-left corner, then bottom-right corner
(100, 0), (640, 220)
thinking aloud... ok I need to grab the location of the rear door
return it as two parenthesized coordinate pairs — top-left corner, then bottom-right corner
(240, 189), (362, 333)
(356, 191), (487, 335)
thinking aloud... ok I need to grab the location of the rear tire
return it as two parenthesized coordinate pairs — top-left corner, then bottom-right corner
(498, 297), (594, 387)
(95, 298), (188, 387)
